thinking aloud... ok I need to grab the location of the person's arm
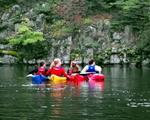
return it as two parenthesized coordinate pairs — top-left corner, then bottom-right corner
(67, 68), (72, 75)
(95, 65), (102, 74)
(46, 69), (51, 76)
(76, 64), (81, 72)
(62, 68), (68, 78)
(45, 68), (48, 73)
(80, 65), (88, 73)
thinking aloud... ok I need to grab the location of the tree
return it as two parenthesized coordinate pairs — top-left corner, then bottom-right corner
(111, 0), (150, 65)
(8, 18), (47, 61)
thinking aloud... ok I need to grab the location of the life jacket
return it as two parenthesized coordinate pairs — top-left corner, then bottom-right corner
(36, 67), (46, 75)
(87, 65), (95, 72)
(50, 67), (65, 77)
(69, 66), (79, 75)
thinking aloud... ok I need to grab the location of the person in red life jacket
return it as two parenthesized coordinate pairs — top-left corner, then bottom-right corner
(81, 59), (102, 74)
(46, 58), (69, 78)
(67, 60), (85, 82)
(68, 60), (81, 75)
(36, 61), (47, 76)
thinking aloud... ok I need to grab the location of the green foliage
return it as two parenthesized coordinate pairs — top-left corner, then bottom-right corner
(1, 0), (150, 64)
(7, 18), (47, 61)
(122, 0), (139, 11)
(111, 0), (149, 31)
(36, 2), (50, 13)
(54, 0), (87, 27)
(125, 47), (142, 64)
(0, 0), (17, 10)
(110, 0), (150, 62)
(18, 41), (49, 61)
(138, 23), (150, 59)
(94, 48), (111, 63)
(50, 20), (73, 39)
(83, 17), (93, 25)
(0, 50), (18, 57)
(70, 49), (81, 60)
(35, 0), (63, 24)
(8, 18), (44, 46)
(87, 0), (117, 14)
(0, 24), (7, 32)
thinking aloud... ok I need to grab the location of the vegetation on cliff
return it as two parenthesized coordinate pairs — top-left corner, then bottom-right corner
(0, 0), (149, 65)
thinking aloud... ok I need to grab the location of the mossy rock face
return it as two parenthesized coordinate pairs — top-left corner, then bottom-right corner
(0, 50), (18, 57)
(0, 50), (18, 64)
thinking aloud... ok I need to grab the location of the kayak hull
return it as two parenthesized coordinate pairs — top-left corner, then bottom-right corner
(30, 73), (105, 84)
(69, 74), (85, 82)
(69, 74), (105, 82)
(32, 75), (47, 84)
(49, 75), (67, 84)
(88, 74), (105, 82)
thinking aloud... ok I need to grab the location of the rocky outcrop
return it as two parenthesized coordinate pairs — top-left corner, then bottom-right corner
(0, 55), (17, 64)
(0, 3), (148, 66)
(0, 44), (18, 64)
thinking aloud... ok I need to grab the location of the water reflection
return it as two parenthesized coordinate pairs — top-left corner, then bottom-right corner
(48, 80), (66, 99)
(88, 79), (104, 91)
(43, 78), (105, 99)
(1, 65), (150, 120)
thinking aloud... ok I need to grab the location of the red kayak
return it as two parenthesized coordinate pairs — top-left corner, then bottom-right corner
(68, 73), (105, 82)
(87, 74), (105, 82)
(68, 74), (85, 82)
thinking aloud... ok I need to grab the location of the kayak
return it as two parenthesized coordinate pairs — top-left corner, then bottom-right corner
(69, 73), (105, 82)
(27, 74), (67, 84)
(69, 74), (85, 81)
(49, 75), (67, 84)
(31, 74), (48, 84)
(87, 74), (105, 82)
(27, 73), (105, 84)
(80, 72), (105, 81)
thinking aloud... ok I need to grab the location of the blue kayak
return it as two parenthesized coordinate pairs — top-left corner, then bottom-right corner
(31, 74), (48, 84)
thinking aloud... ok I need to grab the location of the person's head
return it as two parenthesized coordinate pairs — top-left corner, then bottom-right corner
(71, 61), (77, 67)
(88, 59), (95, 65)
(34, 62), (38, 67)
(53, 58), (62, 66)
(40, 61), (46, 67)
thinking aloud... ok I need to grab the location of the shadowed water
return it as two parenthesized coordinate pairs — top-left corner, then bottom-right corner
(0, 64), (150, 120)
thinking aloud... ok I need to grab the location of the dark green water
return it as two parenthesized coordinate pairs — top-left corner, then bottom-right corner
(0, 65), (150, 120)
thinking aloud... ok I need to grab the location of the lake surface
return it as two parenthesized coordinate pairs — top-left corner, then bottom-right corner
(0, 65), (150, 120)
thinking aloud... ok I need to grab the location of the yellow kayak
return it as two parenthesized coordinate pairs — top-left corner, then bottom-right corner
(48, 75), (67, 84)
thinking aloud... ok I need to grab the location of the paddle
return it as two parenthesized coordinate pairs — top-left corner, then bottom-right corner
(26, 74), (34, 78)
(80, 72), (98, 76)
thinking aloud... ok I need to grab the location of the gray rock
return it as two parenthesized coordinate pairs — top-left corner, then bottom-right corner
(0, 55), (17, 64)
(11, 5), (21, 13)
(110, 54), (120, 64)
(35, 14), (45, 30)
(142, 59), (150, 66)
(0, 44), (12, 49)
(1, 13), (10, 21)
(113, 32), (122, 41)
